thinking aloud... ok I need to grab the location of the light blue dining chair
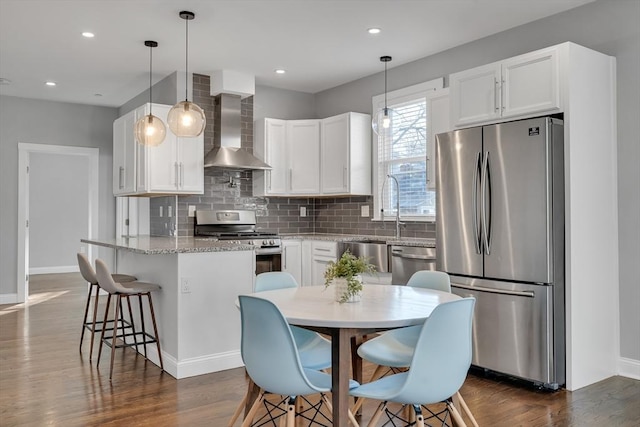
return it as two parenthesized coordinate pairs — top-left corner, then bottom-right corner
(350, 297), (476, 427)
(355, 270), (478, 426)
(358, 270), (452, 383)
(228, 272), (333, 426)
(237, 295), (360, 427)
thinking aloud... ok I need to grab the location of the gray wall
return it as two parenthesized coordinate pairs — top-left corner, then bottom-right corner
(315, 0), (640, 361)
(254, 85), (317, 120)
(118, 71), (181, 116)
(0, 96), (118, 295)
(29, 152), (89, 271)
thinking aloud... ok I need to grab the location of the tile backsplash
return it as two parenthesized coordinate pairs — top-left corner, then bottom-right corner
(150, 74), (434, 239)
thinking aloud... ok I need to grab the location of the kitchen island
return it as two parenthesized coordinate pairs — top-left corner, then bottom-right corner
(82, 236), (255, 379)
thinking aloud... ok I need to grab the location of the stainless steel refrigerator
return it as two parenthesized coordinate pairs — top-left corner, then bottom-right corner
(436, 116), (565, 389)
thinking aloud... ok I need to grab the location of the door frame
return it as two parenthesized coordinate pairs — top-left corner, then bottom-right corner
(17, 143), (99, 302)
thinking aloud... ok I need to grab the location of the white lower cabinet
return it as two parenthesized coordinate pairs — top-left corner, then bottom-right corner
(113, 103), (204, 196)
(282, 240), (302, 285)
(309, 241), (338, 287)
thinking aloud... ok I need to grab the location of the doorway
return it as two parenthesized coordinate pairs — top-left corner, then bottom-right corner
(17, 143), (99, 302)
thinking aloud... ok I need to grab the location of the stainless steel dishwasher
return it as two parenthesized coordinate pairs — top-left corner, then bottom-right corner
(340, 241), (390, 273)
(390, 245), (436, 285)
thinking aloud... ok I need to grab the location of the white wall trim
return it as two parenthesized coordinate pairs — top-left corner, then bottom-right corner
(619, 357), (640, 380)
(17, 143), (99, 303)
(29, 266), (80, 275)
(0, 294), (18, 305)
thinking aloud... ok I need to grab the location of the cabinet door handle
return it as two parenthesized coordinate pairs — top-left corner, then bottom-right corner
(494, 78), (500, 112)
(343, 167), (347, 189)
(174, 162), (179, 187)
(119, 166), (124, 189)
(283, 247), (287, 269)
(180, 162), (184, 188)
(289, 168), (293, 191)
(501, 78), (506, 111)
(268, 171), (272, 191)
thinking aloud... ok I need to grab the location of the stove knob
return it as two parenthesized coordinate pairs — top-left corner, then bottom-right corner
(269, 240), (275, 246)
(261, 239), (268, 246)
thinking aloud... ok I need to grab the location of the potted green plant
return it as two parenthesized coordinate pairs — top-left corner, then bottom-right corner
(324, 249), (376, 303)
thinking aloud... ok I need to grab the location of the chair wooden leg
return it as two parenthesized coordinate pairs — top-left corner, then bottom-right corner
(448, 401), (468, 427)
(368, 364), (387, 382)
(352, 397), (365, 414)
(109, 294), (122, 380)
(455, 391), (479, 427)
(138, 294), (147, 359)
(79, 282), (94, 352)
(367, 401), (387, 427)
(322, 393), (359, 427)
(241, 391), (265, 427)
(227, 380), (251, 427)
(147, 293), (163, 370)
(96, 294), (112, 366)
(415, 410), (425, 427)
(125, 295), (139, 352)
(285, 398), (296, 427)
(88, 285), (100, 361)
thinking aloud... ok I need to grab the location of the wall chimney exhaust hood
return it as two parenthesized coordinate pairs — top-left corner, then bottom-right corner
(203, 71), (271, 170)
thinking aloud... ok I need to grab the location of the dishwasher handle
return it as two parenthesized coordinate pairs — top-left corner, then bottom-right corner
(391, 251), (436, 261)
(452, 283), (535, 298)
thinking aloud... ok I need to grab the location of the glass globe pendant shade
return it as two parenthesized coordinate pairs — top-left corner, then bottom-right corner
(372, 107), (395, 136)
(167, 100), (206, 137)
(135, 114), (167, 146)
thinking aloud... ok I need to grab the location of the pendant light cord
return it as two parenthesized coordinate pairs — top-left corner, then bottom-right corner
(149, 43), (153, 115)
(384, 60), (388, 110)
(184, 16), (189, 102)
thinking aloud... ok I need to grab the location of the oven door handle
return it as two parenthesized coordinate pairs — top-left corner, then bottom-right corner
(255, 247), (282, 256)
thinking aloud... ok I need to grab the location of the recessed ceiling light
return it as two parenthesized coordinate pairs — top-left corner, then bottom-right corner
(45, 81), (56, 86)
(82, 32), (95, 38)
(368, 28), (381, 34)
(0, 77), (11, 85)
(94, 93), (103, 97)
(275, 69), (286, 74)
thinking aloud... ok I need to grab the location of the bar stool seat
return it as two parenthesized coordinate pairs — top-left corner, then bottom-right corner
(77, 253), (136, 361)
(94, 259), (164, 380)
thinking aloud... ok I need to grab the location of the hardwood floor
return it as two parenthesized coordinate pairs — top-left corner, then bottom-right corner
(1, 273), (638, 426)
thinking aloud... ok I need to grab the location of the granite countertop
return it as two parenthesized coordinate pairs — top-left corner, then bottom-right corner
(280, 233), (436, 248)
(81, 236), (256, 255)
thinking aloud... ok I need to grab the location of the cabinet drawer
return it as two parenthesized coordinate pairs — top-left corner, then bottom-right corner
(312, 241), (338, 257)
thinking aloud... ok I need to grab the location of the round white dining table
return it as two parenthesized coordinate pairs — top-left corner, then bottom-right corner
(244, 285), (461, 427)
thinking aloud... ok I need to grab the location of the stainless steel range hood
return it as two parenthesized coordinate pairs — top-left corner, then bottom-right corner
(203, 93), (271, 170)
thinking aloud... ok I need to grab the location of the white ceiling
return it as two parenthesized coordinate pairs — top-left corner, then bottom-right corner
(0, 0), (595, 108)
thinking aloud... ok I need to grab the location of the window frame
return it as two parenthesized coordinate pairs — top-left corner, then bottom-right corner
(372, 78), (444, 222)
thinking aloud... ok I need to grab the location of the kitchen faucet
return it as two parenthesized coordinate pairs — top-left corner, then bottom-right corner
(381, 174), (403, 239)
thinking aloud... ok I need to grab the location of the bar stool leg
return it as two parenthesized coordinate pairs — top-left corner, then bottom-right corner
(138, 295), (148, 359)
(109, 294), (122, 380)
(147, 292), (164, 370)
(97, 294), (112, 366)
(89, 285), (101, 361)
(79, 282), (96, 352)
(125, 295), (139, 353)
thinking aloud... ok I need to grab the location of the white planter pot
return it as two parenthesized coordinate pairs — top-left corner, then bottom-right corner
(332, 276), (362, 303)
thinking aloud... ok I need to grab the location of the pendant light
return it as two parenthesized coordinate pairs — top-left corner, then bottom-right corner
(167, 10), (206, 137)
(372, 55), (395, 135)
(134, 40), (166, 146)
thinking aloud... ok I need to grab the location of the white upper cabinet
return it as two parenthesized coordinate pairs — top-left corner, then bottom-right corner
(254, 112), (371, 197)
(112, 103), (204, 196)
(451, 45), (560, 127)
(426, 89), (450, 190)
(288, 120), (321, 194)
(321, 112), (371, 195)
(253, 118), (320, 196)
(113, 109), (138, 195)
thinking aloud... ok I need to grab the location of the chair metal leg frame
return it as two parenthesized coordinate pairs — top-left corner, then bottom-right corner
(96, 292), (163, 379)
(364, 399), (467, 427)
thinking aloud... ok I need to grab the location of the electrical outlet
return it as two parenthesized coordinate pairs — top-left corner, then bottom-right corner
(167, 206), (172, 218)
(181, 278), (191, 294)
(300, 206), (307, 217)
(361, 206), (370, 217)
(159, 206), (163, 217)
(188, 205), (196, 217)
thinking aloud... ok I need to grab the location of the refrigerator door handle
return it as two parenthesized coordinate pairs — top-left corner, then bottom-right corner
(481, 151), (492, 255)
(452, 283), (535, 298)
(472, 152), (482, 254)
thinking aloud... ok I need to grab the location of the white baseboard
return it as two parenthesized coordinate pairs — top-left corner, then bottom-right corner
(128, 343), (243, 380)
(29, 266), (79, 275)
(619, 357), (640, 380)
(0, 294), (18, 305)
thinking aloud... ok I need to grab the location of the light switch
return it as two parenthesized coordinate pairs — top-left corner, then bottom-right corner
(168, 206), (172, 217)
(300, 207), (307, 217)
(159, 206), (163, 217)
(188, 205), (196, 217)
(361, 205), (370, 217)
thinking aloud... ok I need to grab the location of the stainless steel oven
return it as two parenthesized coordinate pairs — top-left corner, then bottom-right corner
(194, 210), (282, 275)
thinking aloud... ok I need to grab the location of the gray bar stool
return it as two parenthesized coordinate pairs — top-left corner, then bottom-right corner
(94, 258), (164, 380)
(77, 253), (136, 361)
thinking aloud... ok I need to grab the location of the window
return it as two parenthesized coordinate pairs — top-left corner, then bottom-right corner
(372, 79), (446, 222)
